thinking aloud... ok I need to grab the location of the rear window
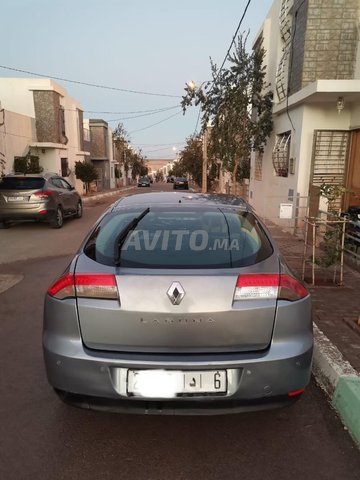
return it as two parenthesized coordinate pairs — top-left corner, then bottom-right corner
(84, 206), (273, 269)
(0, 177), (45, 190)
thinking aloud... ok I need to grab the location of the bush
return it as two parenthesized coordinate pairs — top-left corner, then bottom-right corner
(75, 161), (98, 194)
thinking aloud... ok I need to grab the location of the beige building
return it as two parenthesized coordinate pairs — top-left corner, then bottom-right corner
(250, 0), (360, 224)
(0, 78), (89, 193)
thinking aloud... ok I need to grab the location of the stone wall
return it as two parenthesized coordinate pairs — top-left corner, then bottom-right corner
(289, 0), (360, 94)
(89, 121), (108, 159)
(33, 90), (61, 143)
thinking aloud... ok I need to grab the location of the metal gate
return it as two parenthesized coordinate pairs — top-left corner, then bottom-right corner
(310, 130), (350, 186)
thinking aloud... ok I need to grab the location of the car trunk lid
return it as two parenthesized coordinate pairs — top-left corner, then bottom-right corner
(74, 256), (280, 354)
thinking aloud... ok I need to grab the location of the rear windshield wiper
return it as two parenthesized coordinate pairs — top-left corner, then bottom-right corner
(114, 207), (150, 266)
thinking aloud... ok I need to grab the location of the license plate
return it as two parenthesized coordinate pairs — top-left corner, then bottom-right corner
(127, 369), (227, 397)
(8, 196), (25, 202)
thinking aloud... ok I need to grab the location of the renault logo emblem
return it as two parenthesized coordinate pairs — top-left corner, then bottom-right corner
(167, 282), (185, 305)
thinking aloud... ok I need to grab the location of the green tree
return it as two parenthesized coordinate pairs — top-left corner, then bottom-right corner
(182, 34), (273, 192)
(75, 161), (98, 194)
(170, 134), (217, 188)
(129, 149), (148, 179)
(113, 123), (131, 177)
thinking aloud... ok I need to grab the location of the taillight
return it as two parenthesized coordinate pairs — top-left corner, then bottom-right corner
(279, 275), (308, 301)
(34, 190), (53, 199)
(234, 274), (308, 302)
(47, 273), (119, 300)
(47, 274), (75, 300)
(75, 274), (118, 300)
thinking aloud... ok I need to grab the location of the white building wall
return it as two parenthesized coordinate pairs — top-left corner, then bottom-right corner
(0, 78), (86, 193)
(0, 110), (34, 175)
(250, 0), (360, 225)
(0, 78), (67, 117)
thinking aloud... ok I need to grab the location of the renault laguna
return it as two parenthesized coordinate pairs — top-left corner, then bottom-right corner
(43, 192), (313, 414)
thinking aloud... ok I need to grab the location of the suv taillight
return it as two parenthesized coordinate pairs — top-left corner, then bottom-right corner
(234, 274), (308, 302)
(47, 274), (119, 300)
(34, 190), (53, 199)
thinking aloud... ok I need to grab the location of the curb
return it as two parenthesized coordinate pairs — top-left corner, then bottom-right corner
(82, 187), (136, 204)
(313, 323), (360, 446)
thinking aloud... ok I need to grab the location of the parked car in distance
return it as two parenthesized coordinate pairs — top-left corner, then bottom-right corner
(0, 173), (82, 229)
(167, 176), (175, 183)
(43, 192), (313, 414)
(173, 177), (189, 190)
(138, 177), (151, 187)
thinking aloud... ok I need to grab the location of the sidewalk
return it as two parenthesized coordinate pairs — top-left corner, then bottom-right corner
(81, 186), (136, 204)
(267, 222), (360, 446)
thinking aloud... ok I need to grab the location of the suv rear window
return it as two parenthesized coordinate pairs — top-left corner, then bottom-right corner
(84, 206), (273, 269)
(0, 177), (45, 190)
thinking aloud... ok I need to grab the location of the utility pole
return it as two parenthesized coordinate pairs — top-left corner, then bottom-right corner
(202, 126), (208, 193)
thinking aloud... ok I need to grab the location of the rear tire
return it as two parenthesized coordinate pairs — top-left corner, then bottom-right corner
(0, 220), (10, 229)
(75, 201), (82, 219)
(50, 207), (64, 229)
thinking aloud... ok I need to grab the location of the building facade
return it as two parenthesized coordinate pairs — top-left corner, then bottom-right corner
(250, 0), (360, 224)
(86, 119), (116, 191)
(0, 78), (89, 193)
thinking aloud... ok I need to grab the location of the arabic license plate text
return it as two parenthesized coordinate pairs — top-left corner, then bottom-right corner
(127, 369), (227, 397)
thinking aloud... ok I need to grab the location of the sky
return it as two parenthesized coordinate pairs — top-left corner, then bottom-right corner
(1, 0), (274, 160)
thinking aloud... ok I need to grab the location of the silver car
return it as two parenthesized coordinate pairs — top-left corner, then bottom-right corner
(43, 192), (313, 414)
(0, 173), (82, 229)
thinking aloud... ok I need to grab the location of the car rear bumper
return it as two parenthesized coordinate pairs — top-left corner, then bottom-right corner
(43, 295), (313, 414)
(0, 204), (54, 223)
(43, 330), (313, 414)
(54, 389), (301, 415)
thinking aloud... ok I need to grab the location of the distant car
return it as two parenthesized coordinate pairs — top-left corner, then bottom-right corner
(173, 177), (189, 190)
(43, 192), (312, 414)
(138, 177), (151, 187)
(0, 173), (82, 229)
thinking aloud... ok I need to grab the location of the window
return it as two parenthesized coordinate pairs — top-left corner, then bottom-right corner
(273, 132), (291, 177)
(61, 158), (69, 177)
(84, 206), (273, 269)
(0, 177), (45, 190)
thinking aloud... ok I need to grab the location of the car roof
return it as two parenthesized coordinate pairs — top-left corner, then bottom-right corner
(112, 192), (250, 211)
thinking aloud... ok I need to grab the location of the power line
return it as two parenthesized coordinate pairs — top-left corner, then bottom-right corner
(106, 106), (182, 122)
(143, 146), (177, 153)
(84, 105), (179, 115)
(129, 111), (182, 134)
(135, 142), (184, 146)
(212, 0), (252, 86)
(0, 64), (182, 99)
(192, 0), (253, 136)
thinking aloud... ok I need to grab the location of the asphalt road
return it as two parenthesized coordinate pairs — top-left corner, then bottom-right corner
(0, 183), (359, 479)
